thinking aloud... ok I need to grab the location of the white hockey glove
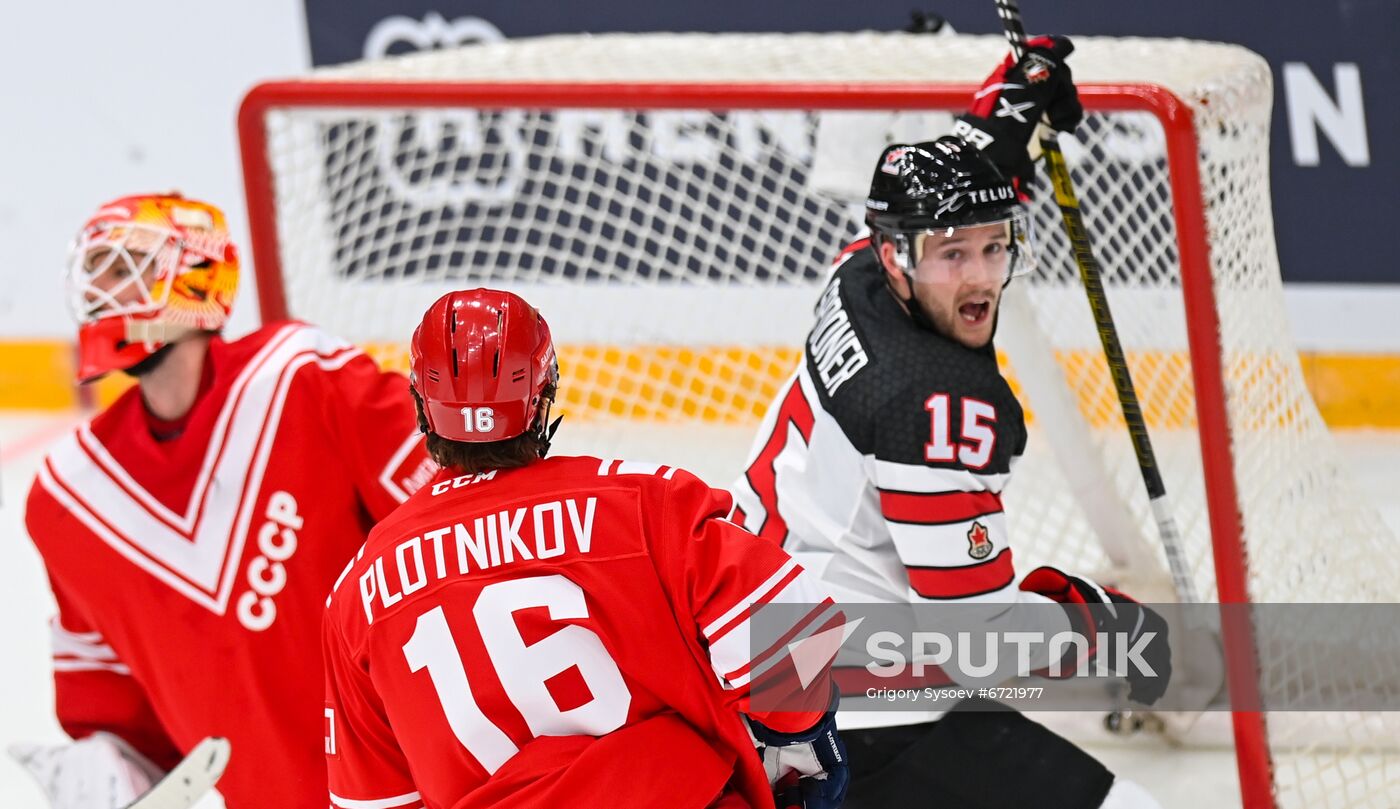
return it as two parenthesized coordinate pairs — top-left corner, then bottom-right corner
(10, 732), (162, 808)
(9, 733), (230, 809)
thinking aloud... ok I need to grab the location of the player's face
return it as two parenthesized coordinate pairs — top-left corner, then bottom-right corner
(907, 222), (1010, 348)
(81, 247), (153, 312)
(76, 230), (164, 316)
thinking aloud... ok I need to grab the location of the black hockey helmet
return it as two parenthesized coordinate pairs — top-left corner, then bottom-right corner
(865, 136), (1036, 279)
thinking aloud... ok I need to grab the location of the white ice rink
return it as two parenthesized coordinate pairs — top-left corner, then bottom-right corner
(2, 412), (1398, 808)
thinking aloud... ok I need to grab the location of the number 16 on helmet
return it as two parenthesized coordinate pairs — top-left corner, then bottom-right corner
(409, 289), (559, 444)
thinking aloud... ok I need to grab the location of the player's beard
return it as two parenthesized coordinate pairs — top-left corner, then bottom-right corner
(920, 291), (1002, 350)
(121, 343), (176, 378)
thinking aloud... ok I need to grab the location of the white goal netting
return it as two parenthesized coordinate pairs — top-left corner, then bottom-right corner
(242, 33), (1400, 808)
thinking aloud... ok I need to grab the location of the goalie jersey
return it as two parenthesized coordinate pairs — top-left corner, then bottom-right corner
(323, 457), (838, 809)
(25, 323), (434, 809)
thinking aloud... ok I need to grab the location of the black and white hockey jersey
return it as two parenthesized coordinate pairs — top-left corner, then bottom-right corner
(734, 239), (1032, 600)
(732, 240), (1072, 726)
(733, 236), (1081, 596)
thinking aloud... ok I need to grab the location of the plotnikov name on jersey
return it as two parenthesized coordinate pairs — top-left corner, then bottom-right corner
(357, 496), (598, 624)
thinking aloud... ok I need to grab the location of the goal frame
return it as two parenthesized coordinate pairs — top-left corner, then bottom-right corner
(237, 79), (1272, 806)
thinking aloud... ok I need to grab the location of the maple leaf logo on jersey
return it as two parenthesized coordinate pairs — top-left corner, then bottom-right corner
(967, 521), (993, 559)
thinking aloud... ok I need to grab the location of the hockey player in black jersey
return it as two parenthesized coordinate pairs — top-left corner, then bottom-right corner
(733, 37), (1170, 809)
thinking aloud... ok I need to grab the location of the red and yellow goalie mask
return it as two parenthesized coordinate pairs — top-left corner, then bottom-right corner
(67, 193), (239, 382)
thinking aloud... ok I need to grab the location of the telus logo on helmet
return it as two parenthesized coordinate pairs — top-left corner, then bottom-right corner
(937, 185), (1018, 216)
(934, 185), (1016, 218)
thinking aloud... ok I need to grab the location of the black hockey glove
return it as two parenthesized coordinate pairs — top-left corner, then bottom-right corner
(1020, 566), (1173, 706)
(749, 693), (849, 809)
(953, 35), (1084, 191)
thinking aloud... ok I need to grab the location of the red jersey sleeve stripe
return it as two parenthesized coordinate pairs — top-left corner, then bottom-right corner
(704, 561), (804, 644)
(879, 489), (1003, 526)
(702, 558), (798, 640)
(722, 598), (839, 684)
(906, 549), (1016, 600)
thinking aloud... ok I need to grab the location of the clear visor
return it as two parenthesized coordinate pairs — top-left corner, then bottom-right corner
(66, 223), (179, 324)
(905, 210), (1037, 286)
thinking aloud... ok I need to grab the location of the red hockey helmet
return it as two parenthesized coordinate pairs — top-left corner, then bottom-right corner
(410, 289), (558, 442)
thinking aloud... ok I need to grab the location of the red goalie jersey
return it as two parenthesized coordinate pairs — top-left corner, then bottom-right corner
(323, 456), (838, 809)
(25, 322), (434, 808)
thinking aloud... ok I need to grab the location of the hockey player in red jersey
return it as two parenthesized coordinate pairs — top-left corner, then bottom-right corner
(732, 38), (1171, 809)
(322, 289), (848, 809)
(19, 194), (435, 808)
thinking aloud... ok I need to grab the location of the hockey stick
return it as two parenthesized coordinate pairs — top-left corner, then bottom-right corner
(992, 0), (1200, 607)
(126, 737), (231, 809)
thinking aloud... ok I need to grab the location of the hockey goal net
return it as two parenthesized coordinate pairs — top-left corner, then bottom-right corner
(239, 33), (1399, 808)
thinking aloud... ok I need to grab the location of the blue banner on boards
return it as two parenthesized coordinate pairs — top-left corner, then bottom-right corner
(302, 0), (1397, 284)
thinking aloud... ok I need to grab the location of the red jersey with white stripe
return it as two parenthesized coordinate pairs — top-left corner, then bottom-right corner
(25, 322), (434, 808)
(731, 242), (1066, 726)
(322, 457), (837, 809)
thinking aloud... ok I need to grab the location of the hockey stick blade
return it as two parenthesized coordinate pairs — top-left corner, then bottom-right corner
(125, 737), (231, 809)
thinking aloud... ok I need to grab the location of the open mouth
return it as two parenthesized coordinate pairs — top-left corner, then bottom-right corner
(958, 300), (991, 325)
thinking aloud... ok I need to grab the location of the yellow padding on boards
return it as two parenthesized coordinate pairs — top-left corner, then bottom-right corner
(0, 341), (141, 410)
(1300, 353), (1400, 429)
(5, 340), (1400, 429)
(0, 342), (76, 409)
(365, 343), (1400, 430)
(364, 343), (803, 424)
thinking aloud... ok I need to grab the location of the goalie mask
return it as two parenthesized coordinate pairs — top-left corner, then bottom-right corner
(67, 193), (239, 382)
(410, 288), (559, 444)
(865, 136), (1037, 288)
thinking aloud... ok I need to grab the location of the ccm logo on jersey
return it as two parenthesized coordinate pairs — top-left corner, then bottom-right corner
(431, 469), (498, 496)
(236, 491), (302, 631)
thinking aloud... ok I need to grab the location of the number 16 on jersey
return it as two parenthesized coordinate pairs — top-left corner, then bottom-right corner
(401, 574), (633, 773)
